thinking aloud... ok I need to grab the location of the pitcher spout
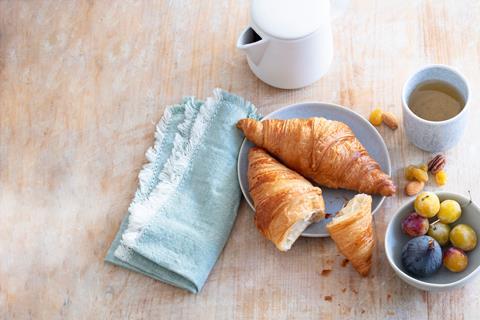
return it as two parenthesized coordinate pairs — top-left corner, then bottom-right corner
(237, 27), (269, 65)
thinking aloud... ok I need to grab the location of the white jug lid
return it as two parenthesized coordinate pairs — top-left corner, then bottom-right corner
(251, 0), (329, 40)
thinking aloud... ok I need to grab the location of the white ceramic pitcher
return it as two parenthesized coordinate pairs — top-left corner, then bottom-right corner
(237, 0), (349, 89)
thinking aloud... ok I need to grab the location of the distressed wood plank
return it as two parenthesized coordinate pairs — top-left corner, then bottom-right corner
(1, 0), (480, 319)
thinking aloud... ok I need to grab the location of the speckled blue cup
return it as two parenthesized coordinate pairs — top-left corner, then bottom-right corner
(402, 65), (470, 152)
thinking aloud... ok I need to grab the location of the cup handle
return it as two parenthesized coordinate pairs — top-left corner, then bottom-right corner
(331, 0), (349, 19)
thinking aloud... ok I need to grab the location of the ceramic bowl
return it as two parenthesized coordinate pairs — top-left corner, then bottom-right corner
(385, 191), (480, 291)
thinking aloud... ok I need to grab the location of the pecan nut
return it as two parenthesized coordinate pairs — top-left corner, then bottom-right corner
(428, 155), (446, 174)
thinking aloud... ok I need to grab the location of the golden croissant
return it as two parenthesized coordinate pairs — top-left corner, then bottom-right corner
(248, 147), (325, 251)
(326, 194), (374, 276)
(237, 118), (396, 196)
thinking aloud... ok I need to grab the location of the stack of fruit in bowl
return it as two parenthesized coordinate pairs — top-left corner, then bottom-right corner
(401, 191), (477, 277)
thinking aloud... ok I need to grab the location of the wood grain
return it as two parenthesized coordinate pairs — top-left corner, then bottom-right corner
(1, 0), (480, 319)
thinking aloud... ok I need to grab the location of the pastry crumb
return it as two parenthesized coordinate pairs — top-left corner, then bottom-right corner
(321, 269), (332, 276)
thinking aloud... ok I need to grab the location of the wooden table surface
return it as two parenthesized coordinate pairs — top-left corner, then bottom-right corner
(2, 0), (480, 319)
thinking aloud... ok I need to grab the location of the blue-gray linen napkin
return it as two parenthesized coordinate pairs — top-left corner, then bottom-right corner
(105, 89), (259, 293)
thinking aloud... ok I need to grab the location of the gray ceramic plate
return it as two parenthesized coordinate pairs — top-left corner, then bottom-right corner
(237, 102), (392, 237)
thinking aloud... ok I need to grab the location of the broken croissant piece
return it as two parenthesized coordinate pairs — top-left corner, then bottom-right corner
(326, 194), (374, 276)
(237, 118), (396, 196)
(248, 147), (325, 251)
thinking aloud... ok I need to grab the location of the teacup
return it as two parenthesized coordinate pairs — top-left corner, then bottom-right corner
(402, 64), (470, 152)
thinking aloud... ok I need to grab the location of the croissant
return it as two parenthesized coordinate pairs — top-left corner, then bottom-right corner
(248, 147), (325, 251)
(326, 194), (374, 276)
(237, 118), (396, 196)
